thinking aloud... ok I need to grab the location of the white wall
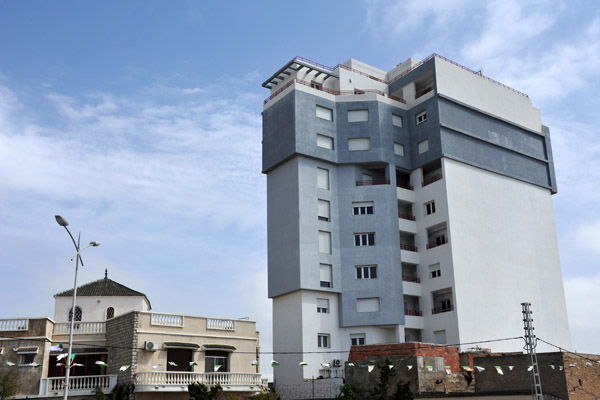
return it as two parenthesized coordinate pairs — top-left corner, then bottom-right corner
(443, 158), (571, 352)
(53, 295), (149, 322)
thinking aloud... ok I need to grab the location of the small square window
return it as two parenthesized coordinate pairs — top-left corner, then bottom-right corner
(394, 143), (405, 157)
(350, 334), (366, 346)
(392, 114), (403, 127)
(317, 134), (334, 150)
(418, 139), (429, 154)
(318, 334), (330, 348)
(317, 298), (329, 313)
(425, 201), (436, 215)
(19, 354), (35, 365)
(316, 105), (333, 121)
(311, 81), (323, 90)
(416, 111), (427, 125)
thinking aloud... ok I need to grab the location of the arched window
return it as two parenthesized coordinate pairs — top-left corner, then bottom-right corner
(68, 306), (82, 322)
(106, 307), (115, 320)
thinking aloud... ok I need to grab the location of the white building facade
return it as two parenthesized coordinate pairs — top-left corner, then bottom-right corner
(261, 54), (571, 387)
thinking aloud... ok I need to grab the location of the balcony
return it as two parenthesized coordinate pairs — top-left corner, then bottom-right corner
(356, 179), (390, 186)
(415, 86), (434, 99)
(0, 318), (28, 331)
(396, 181), (413, 191)
(400, 244), (418, 252)
(39, 375), (117, 395)
(404, 309), (423, 317)
(426, 237), (449, 249)
(402, 275), (420, 283)
(53, 321), (105, 335)
(135, 372), (264, 392)
(432, 305), (454, 315)
(398, 213), (415, 221)
(422, 173), (443, 187)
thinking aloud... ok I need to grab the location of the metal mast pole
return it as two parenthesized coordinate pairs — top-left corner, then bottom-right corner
(522, 302), (543, 400)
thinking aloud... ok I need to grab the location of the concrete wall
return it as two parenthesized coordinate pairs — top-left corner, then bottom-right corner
(54, 295), (149, 323)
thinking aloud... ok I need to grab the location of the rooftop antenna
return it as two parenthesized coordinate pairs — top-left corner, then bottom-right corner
(522, 302), (543, 399)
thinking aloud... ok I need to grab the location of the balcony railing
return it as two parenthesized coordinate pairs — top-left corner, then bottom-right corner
(135, 371), (262, 389)
(404, 309), (423, 317)
(39, 375), (117, 395)
(402, 275), (421, 283)
(151, 313), (184, 327)
(426, 237), (448, 249)
(207, 318), (236, 331)
(432, 305), (454, 315)
(415, 86), (434, 99)
(422, 174), (443, 187)
(396, 181), (413, 191)
(0, 319), (28, 331)
(356, 179), (390, 186)
(400, 244), (418, 252)
(398, 213), (416, 221)
(53, 321), (105, 335)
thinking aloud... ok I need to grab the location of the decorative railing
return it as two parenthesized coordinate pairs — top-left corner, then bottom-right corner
(402, 275), (421, 283)
(422, 174), (443, 187)
(135, 372), (262, 388)
(207, 318), (236, 331)
(39, 375), (117, 394)
(356, 179), (390, 186)
(396, 181), (413, 191)
(0, 319), (28, 331)
(53, 321), (105, 335)
(400, 244), (418, 252)
(151, 313), (184, 327)
(398, 213), (416, 221)
(404, 309), (423, 316)
(432, 305), (454, 315)
(426, 237), (448, 249)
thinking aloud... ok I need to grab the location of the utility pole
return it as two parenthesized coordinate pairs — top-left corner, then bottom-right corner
(522, 302), (543, 399)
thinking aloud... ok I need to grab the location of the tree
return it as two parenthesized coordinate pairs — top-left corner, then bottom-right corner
(94, 382), (135, 400)
(250, 386), (281, 400)
(336, 383), (359, 399)
(368, 359), (396, 400)
(0, 370), (18, 400)
(188, 383), (222, 400)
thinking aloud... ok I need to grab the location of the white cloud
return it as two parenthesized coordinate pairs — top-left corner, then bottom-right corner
(575, 218), (600, 254)
(564, 274), (600, 354)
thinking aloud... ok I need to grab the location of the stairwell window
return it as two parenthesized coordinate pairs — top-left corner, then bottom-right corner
(354, 233), (375, 246)
(416, 111), (427, 125)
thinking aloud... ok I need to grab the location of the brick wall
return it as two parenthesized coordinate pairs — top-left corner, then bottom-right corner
(106, 311), (139, 385)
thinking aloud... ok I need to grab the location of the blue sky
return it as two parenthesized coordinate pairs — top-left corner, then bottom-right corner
(1, 0), (599, 377)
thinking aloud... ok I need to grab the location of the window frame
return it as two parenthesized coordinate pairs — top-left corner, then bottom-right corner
(353, 201), (374, 215)
(355, 265), (377, 279)
(347, 109), (369, 122)
(317, 298), (329, 314)
(317, 167), (330, 190)
(394, 142), (405, 156)
(316, 105), (333, 121)
(350, 334), (366, 346)
(416, 111), (427, 125)
(392, 114), (403, 127)
(317, 334), (331, 348)
(348, 137), (371, 151)
(316, 134), (334, 150)
(417, 139), (429, 154)
(425, 201), (436, 215)
(354, 233), (375, 246)
(318, 199), (330, 222)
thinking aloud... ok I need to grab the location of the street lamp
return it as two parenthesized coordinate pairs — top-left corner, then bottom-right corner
(55, 215), (100, 399)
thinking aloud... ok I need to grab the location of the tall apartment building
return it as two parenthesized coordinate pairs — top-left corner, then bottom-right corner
(261, 54), (571, 386)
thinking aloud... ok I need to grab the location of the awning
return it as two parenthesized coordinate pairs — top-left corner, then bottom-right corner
(164, 342), (200, 349)
(203, 344), (236, 352)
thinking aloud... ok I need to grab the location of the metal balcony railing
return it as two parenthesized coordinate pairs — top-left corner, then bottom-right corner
(426, 237), (448, 249)
(400, 244), (418, 252)
(422, 174), (443, 187)
(396, 181), (413, 191)
(356, 179), (390, 186)
(432, 305), (454, 315)
(398, 213), (416, 221)
(415, 86), (434, 99)
(402, 275), (421, 283)
(404, 309), (423, 317)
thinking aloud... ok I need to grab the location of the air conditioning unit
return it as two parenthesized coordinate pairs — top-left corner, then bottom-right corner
(145, 341), (159, 351)
(332, 359), (342, 368)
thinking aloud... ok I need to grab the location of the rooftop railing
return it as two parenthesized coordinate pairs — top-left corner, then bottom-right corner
(207, 318), (236, 331)
(151, 313), (184, 327)
(53, 321), (105, 335)
(0, 319), (28, 331)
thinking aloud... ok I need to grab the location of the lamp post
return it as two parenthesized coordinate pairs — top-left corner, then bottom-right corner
(55, 215), (100, 399)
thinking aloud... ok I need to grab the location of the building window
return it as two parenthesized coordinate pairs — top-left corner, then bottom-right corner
(205, 350), (229, 372)
(356, 265), (377, 279)
(320, 264), (332, 288)
(348, 138), (371, 151)
(394, 143), (405, 156)
(318, 199), (330, 222)
(357, 297), (380, 312)
(418, 139), (429, 154)
(425, 201), (436, 215)
(430, 264), (441, 279)
(311, 81), (322, 90)
(416, 111), (427, 125)
(317, 334), (330, 348)
(392, 114), (403, 127)
(317, 168), (330, 190)
(353, 201), (374, 215)
(167, 348), (194, 372)
(354, 233), (375, 246)
(106, 307), (115, 320)
(316, 105), (333, 121)
(317, 134), (334, 150)
(319, 231), (331, 254)
(350, 334), (366, 346)
(317, 298), (329, 313)
(19, 353), (35, 365)
(68, 306), (82, 322)
(348, 109), (369, 122)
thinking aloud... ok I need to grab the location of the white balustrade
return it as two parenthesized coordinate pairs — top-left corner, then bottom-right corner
(0, 319), (28, 331)
(53, 321), (105, 335)
(151, 313), (184, 327)
(206, 318), (235, 331)
(39, 375), (117, 394)
(136, 371), (262, 387)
